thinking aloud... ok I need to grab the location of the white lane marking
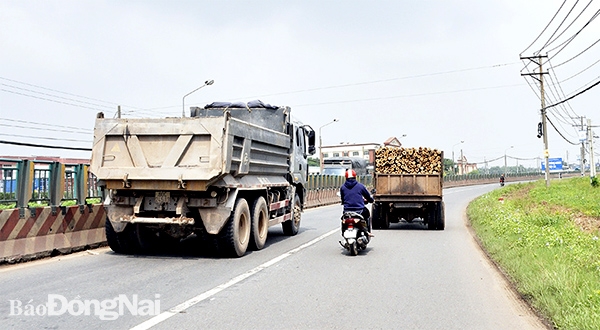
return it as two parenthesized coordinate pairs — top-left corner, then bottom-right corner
(130, 228), (339, 330)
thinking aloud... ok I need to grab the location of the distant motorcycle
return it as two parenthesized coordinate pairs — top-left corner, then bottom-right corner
(500, 176), (505, 187)
(339, 211), (371, 256)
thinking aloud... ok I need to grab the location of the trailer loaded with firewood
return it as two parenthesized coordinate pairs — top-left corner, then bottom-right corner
(371, 147), (445, 230)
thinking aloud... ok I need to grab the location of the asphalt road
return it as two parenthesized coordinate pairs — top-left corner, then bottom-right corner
(0, 183), (547, 330)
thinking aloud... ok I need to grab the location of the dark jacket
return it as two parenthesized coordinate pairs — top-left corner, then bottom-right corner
(340, 178), (374, 212)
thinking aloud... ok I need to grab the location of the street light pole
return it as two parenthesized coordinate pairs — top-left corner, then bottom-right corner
(504, 146), (514, 176)
(182, 80), (214, 117)
(452, 141), (464, 174)
(319, 119), (339, 173)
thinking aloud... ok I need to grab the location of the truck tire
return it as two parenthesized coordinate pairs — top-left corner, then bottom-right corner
(372, 203), (382, 229)
(381, 204), (390, 229)
(282, 194), (301, 236)
(105, 218), (136, 254)
(134, 224), (160, 253)
(427, 202), (445, 230)
(219, 198), (251, 257)
(437, 201), (446, 230)
(249, 197), (269, 250)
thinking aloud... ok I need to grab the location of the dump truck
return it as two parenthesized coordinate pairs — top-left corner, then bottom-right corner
(371, 147), (445, 230)
(90, 100), (316, 257)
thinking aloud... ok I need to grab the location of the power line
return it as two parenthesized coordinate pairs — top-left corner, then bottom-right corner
(1, 83), (115, 110)
(0, 88), (106, 112)
(292, 83), (524, 108)
(0, 133), (91, 143)
(0, 140), (92, 151)
(231, 62), (520, 101)
(0, 118), (91, 133)
(537, 0), (581, 53)
(545, 114), (580, 145)
(0, 123), (92, 135)
(521, 0), (567, 55)
(545, 76), (600, 110)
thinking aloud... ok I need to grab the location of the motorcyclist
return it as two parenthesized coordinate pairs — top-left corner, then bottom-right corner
(340, 169), (375, 237)
(500, 174), (505, 186)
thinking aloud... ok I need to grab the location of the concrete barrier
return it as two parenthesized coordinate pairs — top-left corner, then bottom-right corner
(0, 204), (106, 264)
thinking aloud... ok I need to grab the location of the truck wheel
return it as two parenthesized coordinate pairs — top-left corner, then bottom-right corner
(372, 203), (382, 229)
(427, 205), (437, 230)
(134, 224), (160, 253)
(105, 218), (135, 254)
(379, 204), (390, 229)
(219, 198), (251, 257)
(282, 194), (301, 236)
(249, 197), (269, 250)
(437, 202), (445, 230)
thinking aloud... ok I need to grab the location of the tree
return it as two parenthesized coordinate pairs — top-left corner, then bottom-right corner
(443, 158), (454, 173)
(307, 157), (319, 167)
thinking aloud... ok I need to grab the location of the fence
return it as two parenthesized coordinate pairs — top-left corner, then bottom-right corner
(0, 159), (101, 211)
(2, 159), (551, 210)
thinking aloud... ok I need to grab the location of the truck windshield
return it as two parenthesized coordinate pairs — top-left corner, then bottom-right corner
(322, 168), (346, 176)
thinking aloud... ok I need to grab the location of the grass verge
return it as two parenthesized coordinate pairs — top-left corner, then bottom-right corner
(467, 177), (600, 330)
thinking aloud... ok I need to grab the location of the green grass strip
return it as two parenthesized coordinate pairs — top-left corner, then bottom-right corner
(467, 177), (600, 330)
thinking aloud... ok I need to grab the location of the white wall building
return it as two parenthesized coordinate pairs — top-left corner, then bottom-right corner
(321, 137), (404, 165)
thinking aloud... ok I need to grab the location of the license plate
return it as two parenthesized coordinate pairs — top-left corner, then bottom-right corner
(155, 191), (170, 204)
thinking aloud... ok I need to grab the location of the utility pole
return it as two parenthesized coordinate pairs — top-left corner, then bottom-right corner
(581, 117), (586, 176)
(588, 119), (596, 178)
(521, 55), (549, 187)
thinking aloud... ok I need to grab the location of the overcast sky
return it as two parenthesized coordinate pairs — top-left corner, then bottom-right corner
(1, 0), (598, 170)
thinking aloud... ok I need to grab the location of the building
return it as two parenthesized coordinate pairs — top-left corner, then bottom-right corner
(455, 155), (478, 175)
(321, 136), (404, 165)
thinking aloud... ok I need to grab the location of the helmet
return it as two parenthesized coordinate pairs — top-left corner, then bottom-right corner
(345, 169), (356, 179)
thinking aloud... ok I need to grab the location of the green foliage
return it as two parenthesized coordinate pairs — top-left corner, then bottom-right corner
(468, 178), (600, 330)
(591, 176), (599, 188)
(307, 157), (320, 167)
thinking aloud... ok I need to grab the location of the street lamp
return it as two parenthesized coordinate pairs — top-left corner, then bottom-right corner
(504, 146), (514, 176)
(452, 140), (464, 174)
(182, 80), (214, 117)
(319, 119), (339, 173)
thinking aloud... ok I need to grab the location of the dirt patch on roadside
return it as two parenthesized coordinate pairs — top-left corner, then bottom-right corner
(573, 215), (600, 233)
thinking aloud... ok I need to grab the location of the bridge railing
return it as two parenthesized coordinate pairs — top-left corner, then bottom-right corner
(1, 158), (558, 210)
(0, 159), (101, 211)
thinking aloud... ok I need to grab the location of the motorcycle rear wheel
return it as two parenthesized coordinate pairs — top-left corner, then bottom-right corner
(350, 242), (359, 256)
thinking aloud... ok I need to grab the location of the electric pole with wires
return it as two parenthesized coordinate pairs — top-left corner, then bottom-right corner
(521, 54), (550, 187)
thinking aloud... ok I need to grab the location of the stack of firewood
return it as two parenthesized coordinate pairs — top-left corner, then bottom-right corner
(375, 147), (442, 174)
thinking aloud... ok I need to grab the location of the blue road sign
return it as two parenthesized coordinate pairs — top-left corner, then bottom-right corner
(541, 158), (563, 172)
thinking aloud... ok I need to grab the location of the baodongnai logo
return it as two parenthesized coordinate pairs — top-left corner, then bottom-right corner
(9, 294), (161, 321)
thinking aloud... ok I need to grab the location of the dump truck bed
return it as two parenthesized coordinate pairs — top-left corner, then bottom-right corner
(90, 108), (292, 190)
(373, 173), (443, 202)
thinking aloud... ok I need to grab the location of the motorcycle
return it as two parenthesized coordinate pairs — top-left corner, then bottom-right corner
(339, 211), (371, 256)
(500, 177), (505, 187)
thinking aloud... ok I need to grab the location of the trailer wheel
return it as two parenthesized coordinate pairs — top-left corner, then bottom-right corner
(219, 198), (251, 257)
(282, 194), (301, 236)
(249, 197), (269, 250)
(105, 218), (136, 254)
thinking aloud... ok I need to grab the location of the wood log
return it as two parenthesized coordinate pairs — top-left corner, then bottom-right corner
(375, 146), (443, 174)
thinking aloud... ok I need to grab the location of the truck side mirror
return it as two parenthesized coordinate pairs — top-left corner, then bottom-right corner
(303, 126), (316, 155)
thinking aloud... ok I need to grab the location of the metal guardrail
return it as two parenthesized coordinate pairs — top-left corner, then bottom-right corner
(0, 159), (101, 209)
(1, 158), (553, 210)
